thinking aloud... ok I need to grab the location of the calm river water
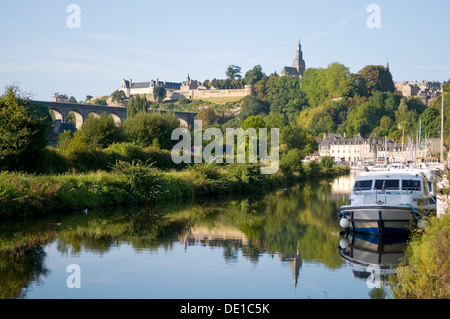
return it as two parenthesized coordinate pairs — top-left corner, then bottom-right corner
(1, 173), (408, 299)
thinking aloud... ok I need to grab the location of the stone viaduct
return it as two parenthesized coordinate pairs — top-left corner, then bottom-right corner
(30, 100), (198, 129)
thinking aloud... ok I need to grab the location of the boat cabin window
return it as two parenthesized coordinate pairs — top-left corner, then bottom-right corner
(354, 180), (372, 191)
(402, 180), (421, 192)
(374, 179), (399, 190)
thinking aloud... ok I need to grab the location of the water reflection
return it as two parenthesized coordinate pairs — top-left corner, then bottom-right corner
(338, 231), (407, 285)
(1, 177), (401, 299)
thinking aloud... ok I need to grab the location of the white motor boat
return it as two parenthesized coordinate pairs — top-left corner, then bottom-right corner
(338, 171), (436, 235)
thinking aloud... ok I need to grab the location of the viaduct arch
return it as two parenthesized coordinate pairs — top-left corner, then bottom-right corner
(31, 101), (197, 129)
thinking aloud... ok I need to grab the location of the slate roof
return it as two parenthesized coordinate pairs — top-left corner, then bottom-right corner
(131, 82), (151, 89)
(280, 66), (299, 77)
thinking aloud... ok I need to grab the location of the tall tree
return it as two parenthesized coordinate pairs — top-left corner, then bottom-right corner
(226, 65), (242, 80)
(195, 108), (219, 127)
(111, 90), (127, 105)
(357, 65), (395, 96)
(244, 65), (265, 85)
(76, 113), (123, 148)
(238, 96), (270, 121)
(0, 85), (52, 171)
(153, 87), (167, 103)
(123, 112), (180, 149)
(68, 96), (78, 103)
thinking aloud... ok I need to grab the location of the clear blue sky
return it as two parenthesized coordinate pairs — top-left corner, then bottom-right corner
(0, 0), (449, 101)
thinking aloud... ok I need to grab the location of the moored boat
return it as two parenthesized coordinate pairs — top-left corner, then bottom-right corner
(338, 171), (436, 235)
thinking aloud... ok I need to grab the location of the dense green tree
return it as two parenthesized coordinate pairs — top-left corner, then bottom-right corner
(244, 65), (265, 85)
(76, 113), (123, 148)
(238, 96), (270, 121)
(297, 106), (336, 135)
(111, 90), (127, 105)
(68, 96), (78, 104)
(226, 65), (242, 80)
(280, 124), (317, 155)
(371, 116), (393, 137)
(195, 108), (219, 127)
(392, 98), (419, 141)
(254, 75), (269, 101)
(202, 79), (211, 88)
(210, 78), (245, 89)
(153, 87), (166, 103)
(126, 97), (135, 118)
(345, 102), (379, 137)
(241, 115), (266, 132)
(357, 65), (395, 96)
(264, 112), (288, 130)
(345, 91), (402, 138)
(0, 85), (52, 171)
(94, 98), (107, 105)
(265, 75), (306, 120)
(300, 63), (357, 108)
(419, 87), (450, 145)
(123, 112), (180, 149)
(127, 94), (148, 118)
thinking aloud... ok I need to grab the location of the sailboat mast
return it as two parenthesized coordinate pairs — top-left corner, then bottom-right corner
(419, 119), (422, 158)
(441, 83), (444, 164)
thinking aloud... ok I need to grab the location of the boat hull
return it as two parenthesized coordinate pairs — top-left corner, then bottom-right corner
(339, 205), (417, 236)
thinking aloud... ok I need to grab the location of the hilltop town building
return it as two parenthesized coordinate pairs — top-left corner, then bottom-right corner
(395, 80), (444, 106)
(281, 41), (306, 78)
(180, 74), (201, 91)
(52, 93), (68, 103)
(119, 78), (182, 97)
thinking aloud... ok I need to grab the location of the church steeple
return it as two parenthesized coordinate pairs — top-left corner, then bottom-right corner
(292, 39), (306, 78)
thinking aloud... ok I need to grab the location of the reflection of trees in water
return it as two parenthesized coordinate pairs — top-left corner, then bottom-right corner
(0, 180), (350, 297)
(0, 247), (48, 299)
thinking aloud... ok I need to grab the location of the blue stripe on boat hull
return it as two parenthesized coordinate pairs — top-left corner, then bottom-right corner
(349, 226), (411, 236)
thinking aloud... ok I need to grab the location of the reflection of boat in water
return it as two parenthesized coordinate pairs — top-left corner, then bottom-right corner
(368, 164), (388, 171)
(350, 161), (369, 171)
(338, 231), (408, 281)
(338, 171), (436, 235)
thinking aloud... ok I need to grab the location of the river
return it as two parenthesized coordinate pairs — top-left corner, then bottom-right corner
(0, 173), (408, 299)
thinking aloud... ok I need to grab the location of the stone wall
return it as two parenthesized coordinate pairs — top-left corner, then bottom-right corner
(169, 85), (254, 101)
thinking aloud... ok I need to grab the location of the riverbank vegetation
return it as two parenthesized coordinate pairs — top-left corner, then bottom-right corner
(390, 213), (450, 299)
(0, 83), (350, 219)
(0, 159), (348, 219)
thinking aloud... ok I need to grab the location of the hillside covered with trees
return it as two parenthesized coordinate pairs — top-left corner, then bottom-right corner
(194, 63), (448, 146)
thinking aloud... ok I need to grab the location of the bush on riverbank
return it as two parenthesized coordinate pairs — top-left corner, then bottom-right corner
(390, 213), (450, 299)
(39, 142), (183, 174)
(0, 161), (349, 219)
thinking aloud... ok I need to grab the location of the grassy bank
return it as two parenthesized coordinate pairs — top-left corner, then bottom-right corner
(390, 213), (450, 299)
(0, 161), (349, 219)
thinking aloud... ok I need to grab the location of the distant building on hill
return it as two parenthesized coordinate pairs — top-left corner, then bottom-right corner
(119, 78), (182, 97)
(395, 80), (445, 106)
(281, 40), (306, 79)
(180, 74), (201, 91)
(52, 93), (68, 103)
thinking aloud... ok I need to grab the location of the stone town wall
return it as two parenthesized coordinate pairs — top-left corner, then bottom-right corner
(168, 85), (254, 101)
(125, 85), (255, 102)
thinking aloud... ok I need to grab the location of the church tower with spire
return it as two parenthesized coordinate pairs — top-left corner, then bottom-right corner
(281, 40), (306, 78)
(292, 40), (306, 77)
